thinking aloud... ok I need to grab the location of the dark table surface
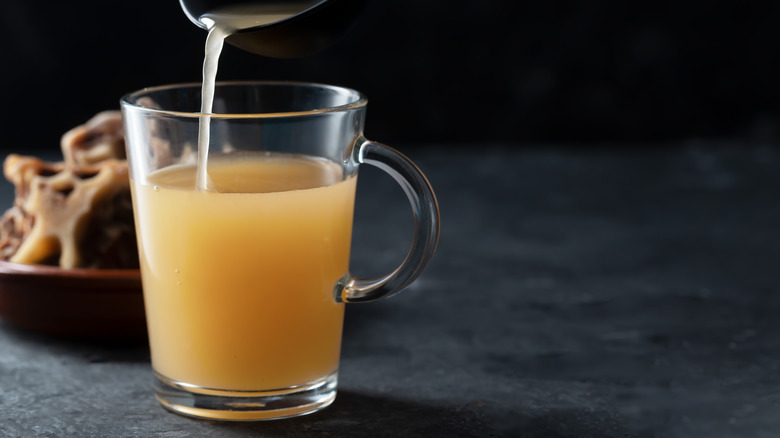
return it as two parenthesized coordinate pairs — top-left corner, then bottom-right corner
(1, 144), (780, 437)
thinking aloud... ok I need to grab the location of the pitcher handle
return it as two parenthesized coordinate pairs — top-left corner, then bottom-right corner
(335, 139), (440, 303)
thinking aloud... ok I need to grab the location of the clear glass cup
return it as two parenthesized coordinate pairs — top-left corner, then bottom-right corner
(120, 81), (439, 420)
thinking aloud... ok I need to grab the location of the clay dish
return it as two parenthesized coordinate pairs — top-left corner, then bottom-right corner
(0, 261), (145, 339)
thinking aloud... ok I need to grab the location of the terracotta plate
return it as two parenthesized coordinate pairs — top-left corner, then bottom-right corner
(0, 260), (146, 339)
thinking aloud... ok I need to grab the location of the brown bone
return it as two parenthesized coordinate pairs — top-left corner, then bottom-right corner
(2, 156), (132, 268)
(0, 111), (138, 269)
(61, 110), (126, 166)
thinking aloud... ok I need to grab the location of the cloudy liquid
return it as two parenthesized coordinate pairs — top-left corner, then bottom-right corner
(195, 1), (320, 190)
(136, 154), (355, 390)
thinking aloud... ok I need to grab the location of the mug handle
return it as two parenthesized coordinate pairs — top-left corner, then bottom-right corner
(335, 139), (441, 303)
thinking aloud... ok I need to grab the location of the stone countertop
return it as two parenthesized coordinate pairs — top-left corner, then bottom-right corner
(1, 145), (780, 437)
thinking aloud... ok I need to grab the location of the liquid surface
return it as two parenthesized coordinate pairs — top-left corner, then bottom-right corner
(132, 154), (356, 390)
(199, 2), (321, 30)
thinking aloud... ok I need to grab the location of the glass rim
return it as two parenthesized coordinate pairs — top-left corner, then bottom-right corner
(119, 80), (368, 119)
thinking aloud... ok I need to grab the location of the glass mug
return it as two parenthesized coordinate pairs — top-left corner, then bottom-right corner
(120, 81), (439, 420)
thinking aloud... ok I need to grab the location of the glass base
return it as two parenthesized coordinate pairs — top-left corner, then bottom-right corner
(153, 370), (338, 421)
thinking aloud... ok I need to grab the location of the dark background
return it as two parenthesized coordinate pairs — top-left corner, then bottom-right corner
(0, 0), (779, 152)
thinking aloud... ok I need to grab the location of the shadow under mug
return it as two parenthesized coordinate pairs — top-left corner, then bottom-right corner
(120, 81), (439, 420)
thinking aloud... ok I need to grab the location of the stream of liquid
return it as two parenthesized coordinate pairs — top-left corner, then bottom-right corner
(195, 2), (320, 191)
